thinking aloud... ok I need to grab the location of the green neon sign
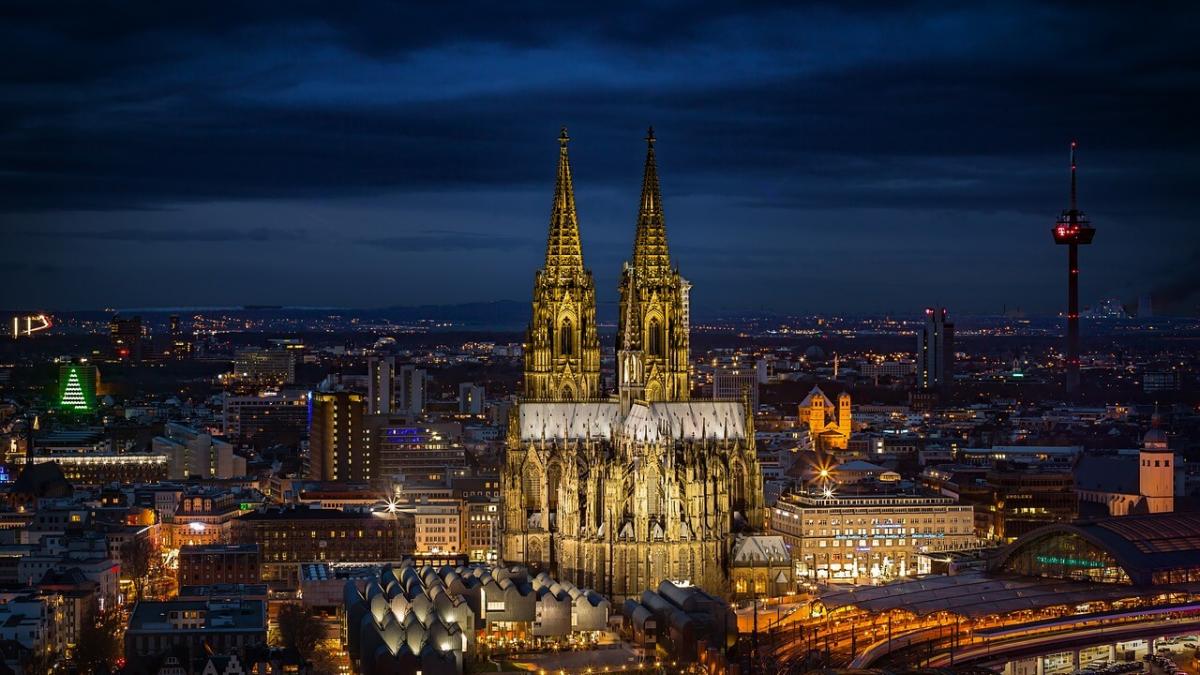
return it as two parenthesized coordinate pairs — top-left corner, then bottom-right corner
(1035, 555), (1105, 569)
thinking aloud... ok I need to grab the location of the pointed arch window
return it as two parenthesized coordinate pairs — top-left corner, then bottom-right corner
(648, 318), (663, 357)
(560, 318), (574, 356)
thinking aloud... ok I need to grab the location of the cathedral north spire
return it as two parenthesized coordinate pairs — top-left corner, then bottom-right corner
(544, 126), (584, 280)
(632, 126), (671, 278)
(524, 128), (601, 401)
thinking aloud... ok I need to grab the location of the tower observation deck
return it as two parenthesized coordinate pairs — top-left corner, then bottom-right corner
(1052, 141), (1095, 396)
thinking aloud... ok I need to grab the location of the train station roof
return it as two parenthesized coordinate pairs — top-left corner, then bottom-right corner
(816, 572), (1195, 619)
(818, 513), (1200, 619)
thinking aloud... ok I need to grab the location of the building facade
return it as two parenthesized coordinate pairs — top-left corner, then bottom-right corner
(771, 483), (975, 583)
(229, 348), (295, 386)
(370, 422), (465, 484)
(178, 544), (261, 587)
(229, 505), (408, 588)
(221, 392), (308, 446)
(154, 422), (245, 480)
(367, 356), (394, 415)
(501, 130), (764, 601)
(917, 307), (954, 391)
(308, 390), (372, 482)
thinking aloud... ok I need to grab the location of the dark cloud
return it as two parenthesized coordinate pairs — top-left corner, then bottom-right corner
(13, 227), (305, 243)
(0, 2), (1196, 312)
(1148, 248), (1200, 316)
(359, 230), (530, 252)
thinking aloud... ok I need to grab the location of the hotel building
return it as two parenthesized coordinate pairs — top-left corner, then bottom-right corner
(770, 480), (975, 583)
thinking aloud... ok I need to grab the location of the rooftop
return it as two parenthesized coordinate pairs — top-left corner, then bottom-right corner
(235, 505), (377, 521)
(816, 571), (1191, 619)
(127, 599), (265, 632)
(179, 543), (259, 554)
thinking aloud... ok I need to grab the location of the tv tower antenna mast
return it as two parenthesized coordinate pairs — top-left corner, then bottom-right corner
(1052, 140), (1095, 397)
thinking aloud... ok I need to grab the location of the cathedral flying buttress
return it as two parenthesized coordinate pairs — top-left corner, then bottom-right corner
(502, 128), (764, 601)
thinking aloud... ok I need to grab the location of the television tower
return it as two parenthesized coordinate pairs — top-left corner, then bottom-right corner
(1052, 140), (1095, 396)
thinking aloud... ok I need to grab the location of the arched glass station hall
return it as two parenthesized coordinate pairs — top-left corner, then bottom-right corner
(815, 512), (1200, 620)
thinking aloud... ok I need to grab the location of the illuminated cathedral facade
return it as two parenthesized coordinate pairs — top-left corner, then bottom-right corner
(501, 128), (765, 600)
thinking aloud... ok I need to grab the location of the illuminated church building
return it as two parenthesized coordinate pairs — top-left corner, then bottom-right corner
(501, 129), (765, 599)
(796, 385), (851, 452)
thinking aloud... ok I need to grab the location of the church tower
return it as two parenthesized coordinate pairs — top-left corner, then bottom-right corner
(1139, 413), (1174, 513)
(523, 128), (601, 400)
(837, 391), (852, 437)
(617, 128), (691, 408)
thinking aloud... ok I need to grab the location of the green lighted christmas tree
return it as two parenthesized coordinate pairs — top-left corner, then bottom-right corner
(60, 367), (90, 411)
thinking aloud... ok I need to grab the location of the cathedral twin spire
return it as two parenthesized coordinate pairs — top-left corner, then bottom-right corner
(632, 127), (672, 280)
(544, 127), (584, 280)
(524, 127), (690, 403)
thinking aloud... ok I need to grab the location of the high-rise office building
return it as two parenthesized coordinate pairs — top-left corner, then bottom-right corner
(230, 348), (295, 385)
(367, 356), (394, 415)
(458, 382), (485, 415)
(371, 423), (465, 484)
(168, 314), (191, 359)
(109, 315), (143, 361)
(152, 422), (246, 480)
(308, 391), (372, 482)
(397, 365), (427, 418)
(712, 364), (759, 411)
(917, 307), (954, 391)
(222, 392), (309, 446)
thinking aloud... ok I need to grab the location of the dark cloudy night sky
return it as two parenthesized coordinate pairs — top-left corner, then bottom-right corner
(2, 2), (1198, 315)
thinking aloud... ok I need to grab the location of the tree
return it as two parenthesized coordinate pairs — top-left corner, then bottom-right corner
(75, 603), (124, 674)
(122, 535), (164, 602)
(23, 647), (60, 675)
(274, 603), (325, 657)
(308, 643), (343, 675)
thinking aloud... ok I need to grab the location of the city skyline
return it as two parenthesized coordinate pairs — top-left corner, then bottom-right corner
(3, 6), (1199, 675)
(2, 3), (1198, 315)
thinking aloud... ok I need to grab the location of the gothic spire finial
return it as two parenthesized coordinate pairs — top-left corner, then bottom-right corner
(633, 126), (669, 276)
(544, 127), (583, 277)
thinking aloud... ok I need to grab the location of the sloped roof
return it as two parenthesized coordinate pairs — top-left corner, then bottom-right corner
(1073, 454), (1138, 495)
(836, 460), (887, 473)
(732, 535), (790, 564)
(518, 400), (747, 442)
(11, 462), (73, 498)
(798, 386), (835, 410)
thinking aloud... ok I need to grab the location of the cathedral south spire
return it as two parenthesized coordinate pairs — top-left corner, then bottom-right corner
(617, 128), (691, 406)
(523, 128), (601, 400)
(633, 127), (671, 279)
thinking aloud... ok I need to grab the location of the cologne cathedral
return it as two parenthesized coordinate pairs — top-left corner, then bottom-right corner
(501, 128), (765, 600)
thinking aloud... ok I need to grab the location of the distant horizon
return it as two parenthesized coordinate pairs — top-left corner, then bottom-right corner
(4, 298), (1189, 320)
